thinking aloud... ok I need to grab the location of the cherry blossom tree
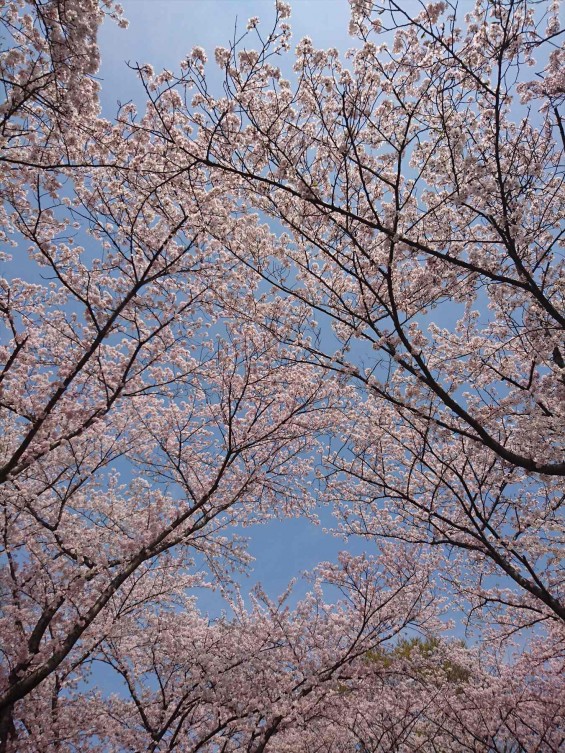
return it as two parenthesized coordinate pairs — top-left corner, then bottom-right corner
(129, 0), (564, 629)
(0, 159), (337, 745)
(65, 550), (441, 753)
(1, 0), (564, 751)
(0, 2), (337, 747)
(13, 566), (564, 752)
(0, 0), (127, 243)
(115, 0), (563, 743)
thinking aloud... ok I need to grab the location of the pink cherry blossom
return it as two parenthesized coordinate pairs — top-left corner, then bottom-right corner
(1, 1), (564, 751)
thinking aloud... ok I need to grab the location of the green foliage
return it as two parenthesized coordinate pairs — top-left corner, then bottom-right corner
(367, 637), (472, 686)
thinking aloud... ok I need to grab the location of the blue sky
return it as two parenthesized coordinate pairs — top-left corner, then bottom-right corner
(97, 1), (365, 614)
(98, 0), (355, 114)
